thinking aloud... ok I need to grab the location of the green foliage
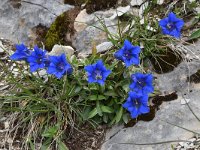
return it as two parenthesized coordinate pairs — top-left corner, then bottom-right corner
(189, 29), (200, 40)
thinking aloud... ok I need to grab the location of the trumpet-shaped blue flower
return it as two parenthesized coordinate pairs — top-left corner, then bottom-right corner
(27, 46), (47, 72)
(123, 91), (150, 118)
(84, 60), (111, 85)
(114, 40), (140, 67)
(130, 73), (154, 94)
(10, 43), (31, 61)
(159, 12), (184, 38)
(47, 54), (73, 79)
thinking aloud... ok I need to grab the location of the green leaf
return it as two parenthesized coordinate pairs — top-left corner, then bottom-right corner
(42, 125), (58, 138)
(88, 95), (98, 101)
(123, 113), (129, 124)
(88, 108), (98, 119)
(189, 29), (200, 40)
(122, 84), (129, 93)
(74, 86), (82, 94)
(58, 141), (69, 150)
(101, 105), (114, 113)
(104, 91), (118, 97)
(103, 115), (108, 123)
(115, 107), (123, 123)
(96, 101), (103, 116)
(98, 95), (106, 100)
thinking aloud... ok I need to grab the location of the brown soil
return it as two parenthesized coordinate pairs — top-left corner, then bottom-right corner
(150, 49), (183, 74)
(85, 0), (117, 14)
(187, 70), (200, 84)
(64, 0), (118, 14)
(65, 124), (107, 150)
(64, 0), (85, 6)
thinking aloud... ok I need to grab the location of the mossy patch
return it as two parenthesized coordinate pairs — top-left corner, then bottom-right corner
(44, 7), (80, 51)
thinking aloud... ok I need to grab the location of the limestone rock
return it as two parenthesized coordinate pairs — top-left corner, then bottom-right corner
(73, 17), (117, 53)
(49, 44), (74, 57)
(74, 9), (95, 32)
(0, 0), (73, 44)
(96, 42), (113, 53)
(130, 0), (144, 6)
(110, 6), (131, 20)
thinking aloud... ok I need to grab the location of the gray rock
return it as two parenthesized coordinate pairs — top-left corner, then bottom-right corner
(130, 0), (144, 6)
(49, 44), (74, 57)
(73, 17), (117, 53)
(74, 9), (95, 33)
(96, 42), (113, 53)
(110, 6), (131, 20)
(0, 0), (73, 44)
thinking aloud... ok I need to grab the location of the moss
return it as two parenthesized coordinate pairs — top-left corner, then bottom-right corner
(44, 8), (80, 51)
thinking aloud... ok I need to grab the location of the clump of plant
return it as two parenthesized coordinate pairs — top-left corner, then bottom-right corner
(1, 11), (185, 149)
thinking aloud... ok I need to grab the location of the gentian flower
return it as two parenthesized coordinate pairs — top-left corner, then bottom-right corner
(10, 43), (31, 61)
(27, 46), (47, 72)
(84, 60), (111, 85)
(159, 12), (184, 38)
(47, 54), (73, 79)
(130, 73), (154, 94)
(123, 91), (150, 118)
(114, 40), (140, 67)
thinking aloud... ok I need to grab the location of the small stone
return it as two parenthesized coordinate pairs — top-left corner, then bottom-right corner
(0, 41), (5, 53)
(96, 42), (113, 53)
(157, 0), (164, 5)
(189, 138), (196, 142)
(130, 0), (144, 6)
(4, 121), (9, 129)
(110, 6), (130, 19)
(179, 142), (184, 146)
(181, 98), (190, 105)
(7, 138), (13, 144)
(146, 25), (156, 32)
(49, 45), (74, 57)
(195, 7), (200, 14)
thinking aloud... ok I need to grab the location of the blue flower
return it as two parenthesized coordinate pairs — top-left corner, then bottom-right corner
(84, 60), (111, 85)
(10, 43), (31, 61)
(114, 40), (140, 67)
(123, 91), (150, 118)
(159, 12), (184, 38)
(27, 46), (47, 72)
(47, 54), (73, 79)
(130, 73), (154, 94)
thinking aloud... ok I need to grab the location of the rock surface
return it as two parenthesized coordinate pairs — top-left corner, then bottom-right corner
(73, 9), (117, 52)
(0, 41), (5, 53)
(49, 44), (74, 57)
(101, 41), (200, 150)
(0, 0), (73, 44)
